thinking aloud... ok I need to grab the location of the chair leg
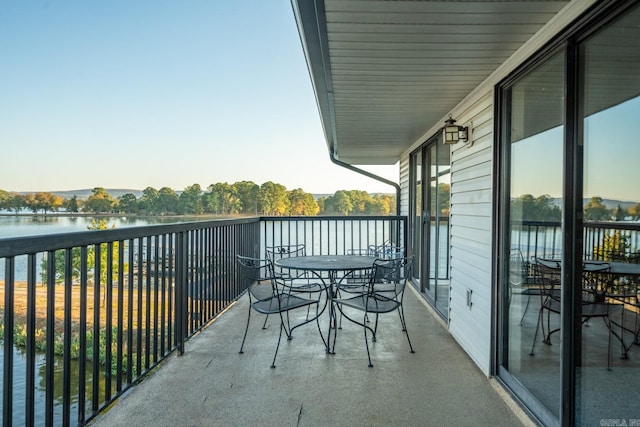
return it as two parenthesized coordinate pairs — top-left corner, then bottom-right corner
(399, 306), (415, 353)
(530, 309), (543, 356)
(543, 309), (551, 344)
(363, 311), (373, 368)
(271, 321), (285, 369)
(519, 293), (531, 326)
(261, 314), (269, 329)
(239, 307), (252, 354)
(314, 303), (327, 350)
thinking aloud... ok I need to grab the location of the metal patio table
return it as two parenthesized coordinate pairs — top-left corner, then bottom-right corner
(536, 258), (640, 353)
(274, 255), (377, 353)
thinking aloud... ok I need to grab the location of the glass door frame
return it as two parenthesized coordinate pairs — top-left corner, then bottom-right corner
(494, 2), (637, 425)
(410, 132), (450, 319)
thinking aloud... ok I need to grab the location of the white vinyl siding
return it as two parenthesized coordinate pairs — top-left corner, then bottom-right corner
(399, 159), (410, 217)
(448, 92), (494, 374)
(395, 0), (599, 378)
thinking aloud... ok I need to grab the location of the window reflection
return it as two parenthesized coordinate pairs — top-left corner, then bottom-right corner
(504, 50), (564, 418)
(578, 4), (640, 423)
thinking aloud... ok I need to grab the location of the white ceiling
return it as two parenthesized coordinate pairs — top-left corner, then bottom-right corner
(293, 0), (570, 164)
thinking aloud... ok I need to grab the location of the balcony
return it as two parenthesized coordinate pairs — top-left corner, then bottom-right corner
(89, 282), (525, 426)
(4, 215), (639, 425)
(1, 215), (529, 426)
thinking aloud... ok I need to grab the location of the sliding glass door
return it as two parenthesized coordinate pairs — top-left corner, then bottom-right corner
(577, 5), (640, 423)
(410, 134), (450, 318)
(499, 49), (565, 423)
(497, 3), (640, 424)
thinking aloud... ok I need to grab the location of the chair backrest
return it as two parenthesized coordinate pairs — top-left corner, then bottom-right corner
(582, 261), (611, 303)
(533, 259), (562, 303)
(237, 255), (275, 299)
(369, 256), (413, 296)
(266, 244), (307, 279)
(369, 243), (404, 259)
(509, 249), (527, 286)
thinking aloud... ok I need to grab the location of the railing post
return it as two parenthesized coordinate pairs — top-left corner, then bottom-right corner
(3, 258), (15, 426)
(176, 231), (188, 355)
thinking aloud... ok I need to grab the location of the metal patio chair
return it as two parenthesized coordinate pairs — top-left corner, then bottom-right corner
(237, 255), (327, 368)
(529, 259), (621, 369)
(333, 256), (415, 367)
(369, 242), (404, 259)
(509, 248), (538, 325)
(266, 244), (328, 320)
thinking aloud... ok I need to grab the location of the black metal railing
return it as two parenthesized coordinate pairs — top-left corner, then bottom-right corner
(1, 218), (261, 426)
(0, 215), (406, 426)
(260, 215), (406, 256)
(513, 220), (640, 263)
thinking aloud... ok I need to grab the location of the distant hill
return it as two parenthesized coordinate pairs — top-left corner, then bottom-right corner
(593, 198), (638, 210)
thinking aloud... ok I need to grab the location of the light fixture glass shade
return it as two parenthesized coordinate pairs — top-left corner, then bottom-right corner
(443, 124), (459, 144)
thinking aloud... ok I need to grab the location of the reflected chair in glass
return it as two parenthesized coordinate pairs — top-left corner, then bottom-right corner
(529, 259), (563, 355)
(237, 255), (326, 368)
(508, 248), (538, 325)
(582, 261), (628, 362)
(530, 260), (620, 369)
(333, 256), (415, 367)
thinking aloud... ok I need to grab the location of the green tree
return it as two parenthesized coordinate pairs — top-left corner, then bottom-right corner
(287, 188), (319, 215)
(204, 182), (238, 214)
(348, 190), (370, 214)
(158, 187), (179, 214)
(258, 181), (289, 215)
(614, 204), (627, 221)
(40, 220), (121, 297)
(629, 203), (640, 221)
(64, 195), (81, 213)
(34, 192), (63, 214)
(84, 187), (116, 213)
(594, 231), (630, 261)
(233, 181), (260, 214)
(22, 193), (39, 214)
(139, 187), (160, 215)
(0, 189), (12, 210)
(117, 193), (139, 214)
(437, 183), (451, 216)
(179, 184), (203, 214)
(584, 196), (611, 221)
(511, 194), (561, 221)
(333, 191), (353, 215)
(369, 194), (394, 215)
(6, 193), (25, 213)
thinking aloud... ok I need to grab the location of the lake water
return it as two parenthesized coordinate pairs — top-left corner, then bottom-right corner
(0, 214), (202, 238)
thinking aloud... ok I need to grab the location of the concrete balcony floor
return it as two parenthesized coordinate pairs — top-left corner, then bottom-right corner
(90, 286), (530, 427)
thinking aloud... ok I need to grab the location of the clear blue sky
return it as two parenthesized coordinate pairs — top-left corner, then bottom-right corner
(0, 1), (397, 194)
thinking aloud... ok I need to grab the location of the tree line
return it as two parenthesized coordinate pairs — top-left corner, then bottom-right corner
(0, 181), (396, 216)
(511, 194), (640, 222)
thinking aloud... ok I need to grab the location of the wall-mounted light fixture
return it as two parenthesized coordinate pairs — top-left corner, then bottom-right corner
(442, 115), (469, 145)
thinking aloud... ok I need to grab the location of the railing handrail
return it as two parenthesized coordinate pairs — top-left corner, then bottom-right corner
(0, 217), (261, 257)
